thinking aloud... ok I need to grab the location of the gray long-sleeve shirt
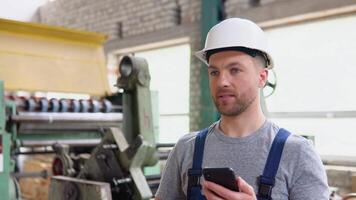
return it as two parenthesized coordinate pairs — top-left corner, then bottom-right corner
(156, 120), (329, 200)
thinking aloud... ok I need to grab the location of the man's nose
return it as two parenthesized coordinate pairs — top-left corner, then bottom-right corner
(217, 72), (230, 88)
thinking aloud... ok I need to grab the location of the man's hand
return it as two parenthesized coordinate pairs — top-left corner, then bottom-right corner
(203, 177), (256, 200)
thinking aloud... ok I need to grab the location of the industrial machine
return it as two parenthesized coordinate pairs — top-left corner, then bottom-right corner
(0, 18), (161, 200)
(48, 55), (158, 200)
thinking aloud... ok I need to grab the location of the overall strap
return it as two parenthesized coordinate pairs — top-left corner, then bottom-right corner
(187, 128), (209, 200)
(257, 128), (291, 200)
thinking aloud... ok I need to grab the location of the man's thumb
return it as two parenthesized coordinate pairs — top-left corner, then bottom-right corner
(237, 177), (255, 196)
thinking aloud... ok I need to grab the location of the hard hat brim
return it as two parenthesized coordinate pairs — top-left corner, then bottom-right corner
(195, 47), (274, 69)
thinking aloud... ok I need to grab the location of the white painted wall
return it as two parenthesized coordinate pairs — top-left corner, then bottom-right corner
(136, 44), (191, 143)
(0, 0), (47, 21)
(265, 14), (356, 156)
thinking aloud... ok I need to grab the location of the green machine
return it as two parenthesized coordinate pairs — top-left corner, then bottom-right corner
(0, 55), (159, 200)
(0, 82), (19, 200)
(48, 55), (159, 200)
(0, 18), (160, 200)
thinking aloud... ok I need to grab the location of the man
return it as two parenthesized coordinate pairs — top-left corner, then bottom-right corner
(155, 18), (329, 200)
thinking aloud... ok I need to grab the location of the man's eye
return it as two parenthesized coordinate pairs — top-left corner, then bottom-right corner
(209, 71), (219, 76)
(230, 68), (240, 74)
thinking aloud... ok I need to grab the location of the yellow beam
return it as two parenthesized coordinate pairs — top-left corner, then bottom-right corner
(0, 18), (111, 96)
(0, 18), (107, 46)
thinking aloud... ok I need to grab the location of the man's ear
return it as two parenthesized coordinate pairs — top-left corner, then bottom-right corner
(259, 68), (268, 88)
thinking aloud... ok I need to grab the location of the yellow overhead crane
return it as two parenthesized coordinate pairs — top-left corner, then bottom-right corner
(0, 18), (110, 96)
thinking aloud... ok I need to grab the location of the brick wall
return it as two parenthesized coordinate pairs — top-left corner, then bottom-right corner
(225, 0), (280, 17)
(39, 0), (201, 40)
(189, 38), (202, 131)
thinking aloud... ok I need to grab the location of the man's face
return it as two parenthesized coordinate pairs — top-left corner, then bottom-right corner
(208, 51), (267, 116)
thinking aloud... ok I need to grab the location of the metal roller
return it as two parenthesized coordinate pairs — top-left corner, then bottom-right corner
(12, 112), (123, 123)
(39, 98), (49, 112)
(71, 99), (81, 113)
(8, 96), (116, 113)
(15, 112), (122, 133)
(50, 98), (60, 112)
(79, 100), (90, 113)
(59, 99), (69, 112)
(26, 97), (36, 112)
(90, 100), (100, 113)
(102, 99), (112, 113)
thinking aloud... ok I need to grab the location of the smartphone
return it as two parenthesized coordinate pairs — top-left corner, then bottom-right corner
(202, 167), (239, 192)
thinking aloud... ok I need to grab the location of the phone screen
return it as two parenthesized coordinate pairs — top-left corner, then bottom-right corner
(202, 167), (239, 192)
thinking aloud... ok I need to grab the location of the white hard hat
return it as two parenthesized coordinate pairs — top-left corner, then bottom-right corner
(195, 18), (274, 69)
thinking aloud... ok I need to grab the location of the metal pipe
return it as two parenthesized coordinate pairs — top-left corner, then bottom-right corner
(11, 170), (50, 179)
(14, 150), (55, 155)
(322, 155), (356, 167)
(12, 112), (123, 123)
(158, 151), (171, 160)
(269, 111), (356, 118)
(156, 143), (175, 148)
(145, 174), (161, 181)
(18, 122), (120, 132)
(21, 139), (101, 147)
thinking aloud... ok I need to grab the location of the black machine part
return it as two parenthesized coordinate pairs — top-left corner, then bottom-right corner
(77, 142), (134, 199)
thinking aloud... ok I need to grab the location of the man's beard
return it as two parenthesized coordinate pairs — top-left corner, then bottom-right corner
(213, 91), (257, 116)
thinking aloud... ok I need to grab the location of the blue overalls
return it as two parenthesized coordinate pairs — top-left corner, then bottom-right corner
(187, 128), (291, 200)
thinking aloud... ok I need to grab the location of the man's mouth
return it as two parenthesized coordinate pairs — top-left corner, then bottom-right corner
(217, 93), (235, 101)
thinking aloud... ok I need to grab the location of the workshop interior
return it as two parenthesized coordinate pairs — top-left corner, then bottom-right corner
(1, 0), (356, 199)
